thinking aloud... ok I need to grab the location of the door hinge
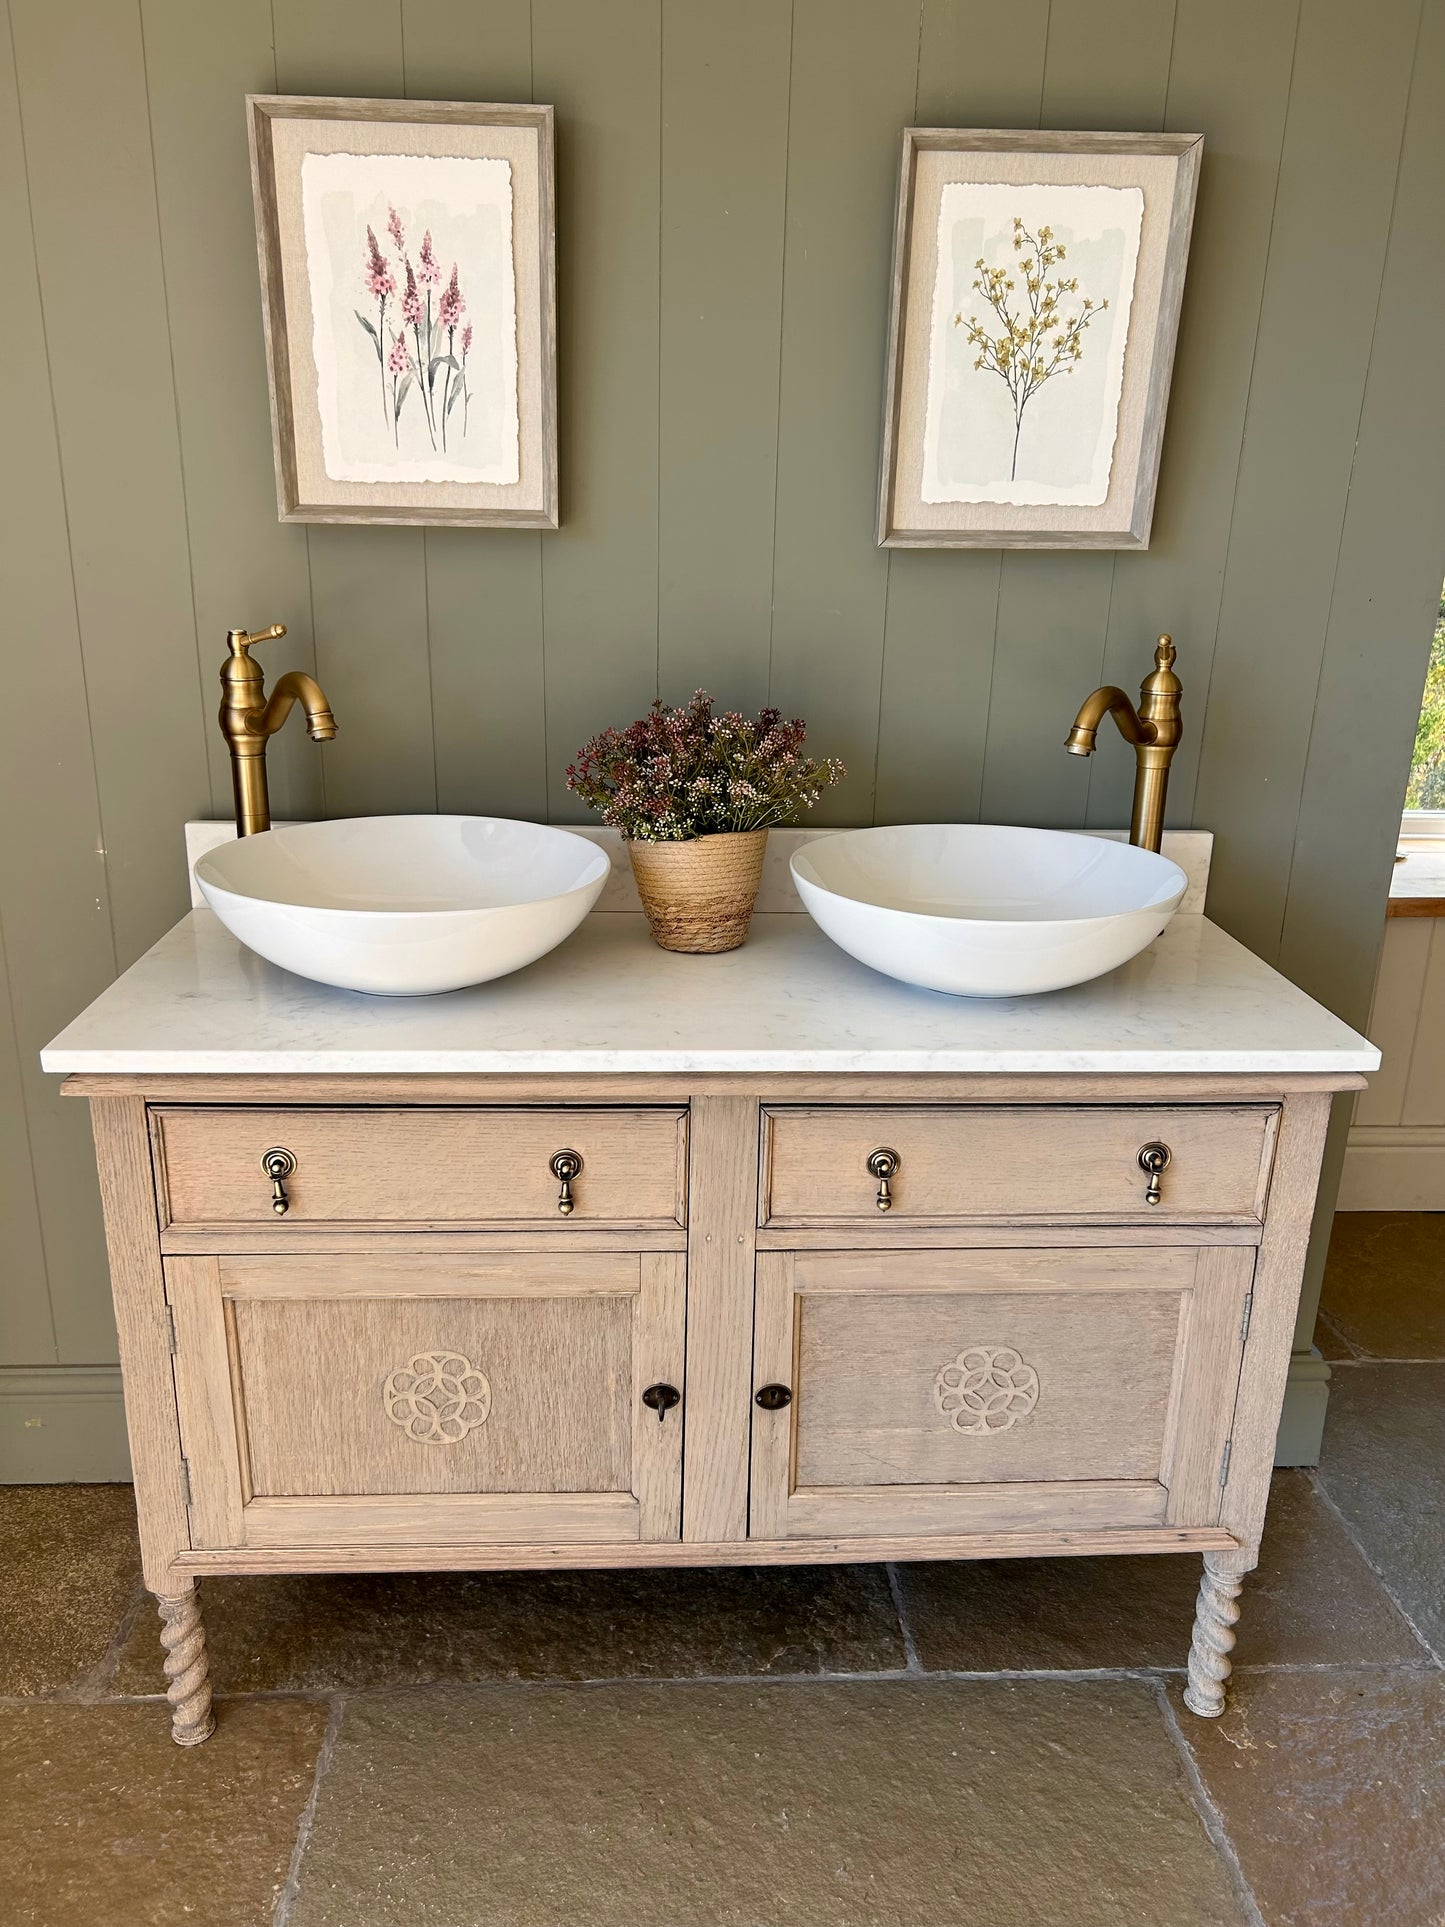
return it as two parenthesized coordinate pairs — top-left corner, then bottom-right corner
(165, 1305), (178, 1355)
(1218, 1439), (1233, 1488)
(178, 1455), (193, 1508)
(1238, 1289), (1254, 1346)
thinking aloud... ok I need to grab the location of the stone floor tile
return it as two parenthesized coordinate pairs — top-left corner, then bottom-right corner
(1179, 1669), (1445, 1927)
(1312, 1311), (1355, 1360)
(1319, 1212), (1445, 1357)
(288, 1678), (1245, 1927)
(0, 1698), (328, 1927)
(1314, 1363), (1445, 1658)
(114, 1562), (905, 1695)
(0, 1484), (142, 1695)
(897, 1470), (1425, 1673)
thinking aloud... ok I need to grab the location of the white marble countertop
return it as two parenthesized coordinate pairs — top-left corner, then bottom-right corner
(41, 908), (1378, 1077)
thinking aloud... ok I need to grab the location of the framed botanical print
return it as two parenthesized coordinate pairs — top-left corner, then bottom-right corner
(247, 95), (557, 528)
(878, 130), (1202, 549)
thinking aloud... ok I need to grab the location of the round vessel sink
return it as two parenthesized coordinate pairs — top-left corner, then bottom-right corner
(194, 816), (609, 996)
(791, 824), (1187, 998)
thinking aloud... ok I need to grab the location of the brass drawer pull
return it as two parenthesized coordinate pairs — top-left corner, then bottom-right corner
(1138, 1140), (1172, 1206)
(755, 1383), (792, 1411)
(641, 1382), (680, 1424)
(549, 1149), (583, 1215)
(260, 1146), (296, 1216)
(866, 1147), (901, 1212)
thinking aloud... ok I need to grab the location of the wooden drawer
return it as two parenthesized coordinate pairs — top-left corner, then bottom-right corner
(749, 1245), (1254, 1540)
(760, 1105), (1278, 1227)
(167, 1251), (685, 1549)
(152, 1107), (688, 1231)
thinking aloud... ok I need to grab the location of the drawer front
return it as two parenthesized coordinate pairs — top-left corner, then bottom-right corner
(167, 1251), (685, 1549)
(749, 1245), (1253, 1540)
(761, 1105), (1277, 1226)
(153, 1107), (688, 1230)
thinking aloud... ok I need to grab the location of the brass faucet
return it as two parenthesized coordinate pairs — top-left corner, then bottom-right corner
(1064, 635), (1182, 854)
(219, 625), (336, 836)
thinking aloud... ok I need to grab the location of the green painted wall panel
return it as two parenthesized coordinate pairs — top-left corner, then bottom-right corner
(1193, 0), (1424, 963)
(5, 0), (1445, 1476)
(657, 0), (791, 712)
(768, 0), (922, 823)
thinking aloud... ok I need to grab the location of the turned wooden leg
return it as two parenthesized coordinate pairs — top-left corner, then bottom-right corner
(1183, 1553), (1246, 1718)
(156, 1585), (216, 1746)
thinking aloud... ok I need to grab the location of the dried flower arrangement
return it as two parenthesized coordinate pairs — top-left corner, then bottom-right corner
(566, 692), (845, 844)
(566, 694), (846, 954)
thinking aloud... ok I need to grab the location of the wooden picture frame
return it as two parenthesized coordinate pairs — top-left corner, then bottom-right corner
(878, 129), (1202, 550)
(247, 95), (558, 529)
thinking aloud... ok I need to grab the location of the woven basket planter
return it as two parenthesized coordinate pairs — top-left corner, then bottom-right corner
(625, 830), (769, 954)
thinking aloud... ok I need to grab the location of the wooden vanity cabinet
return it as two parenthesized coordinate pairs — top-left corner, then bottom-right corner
(75, 1073), (1344, 1746)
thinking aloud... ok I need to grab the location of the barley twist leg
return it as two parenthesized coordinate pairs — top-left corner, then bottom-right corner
(1182, 1553), (1245, 1718)
(156, 1586), (216, 1746)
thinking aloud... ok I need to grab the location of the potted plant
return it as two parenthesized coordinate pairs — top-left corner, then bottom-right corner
(566, 693), (846, 953)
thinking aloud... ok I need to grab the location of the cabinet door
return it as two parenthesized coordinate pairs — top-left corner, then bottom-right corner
(167, 1253), (684, 1551)
(749, 1246), (1252, 1542)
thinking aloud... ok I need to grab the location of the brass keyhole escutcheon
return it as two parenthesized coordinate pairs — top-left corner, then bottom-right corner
(755, 1383), (792, 1411)
(867, 1147), (901, 1212)
(550, 1149), (583, 1215)
(1137, 1140), (1172, 1206)
(642, 1382), (680, 1424)
(260, 1146), (296, 1216)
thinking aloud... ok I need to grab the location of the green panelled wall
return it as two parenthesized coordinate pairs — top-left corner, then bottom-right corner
(2, 0), (1444, 1474)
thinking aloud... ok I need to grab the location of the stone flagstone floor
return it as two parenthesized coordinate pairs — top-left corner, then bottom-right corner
(0, 1211), (1441, 1926)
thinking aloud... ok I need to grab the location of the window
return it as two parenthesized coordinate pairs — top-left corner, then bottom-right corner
(1402, 580), (1445, 837)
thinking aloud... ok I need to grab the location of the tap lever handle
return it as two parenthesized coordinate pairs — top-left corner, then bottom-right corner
(228, 624), (287, 656)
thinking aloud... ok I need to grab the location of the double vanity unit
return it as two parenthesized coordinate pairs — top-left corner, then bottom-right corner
(43, 827), (1376, 1747)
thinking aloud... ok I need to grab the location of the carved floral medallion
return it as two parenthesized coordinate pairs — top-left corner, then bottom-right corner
(934, 1346), (1040, 1436)
(383, 1350), (492, 1445)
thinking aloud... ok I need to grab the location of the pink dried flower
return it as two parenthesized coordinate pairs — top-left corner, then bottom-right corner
(387, 331), (409, 376)
(402, 259), (422, 328)
(387, 204), (405, 252)
(439, 264), (465, 332)
(364, 226), (395, 300)
(417, 230), (441, 286)
(461, 322), (473, 358)
(566, 693), (846, 843)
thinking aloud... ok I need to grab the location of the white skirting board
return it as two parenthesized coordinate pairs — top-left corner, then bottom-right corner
(1338, 1127), (1445, 1210)
(0, 1368), (131, 1481)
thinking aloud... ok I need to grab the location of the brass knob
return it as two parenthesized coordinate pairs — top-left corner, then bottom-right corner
(550, 1149), (583, 1215)
(641, 1383), (680, 1424)
(755, 1383), (792, 1411)
(866, 1147), (901, 1212)
(1137, 1141), (1172, 1206)
(260, 1146), (296, 1216)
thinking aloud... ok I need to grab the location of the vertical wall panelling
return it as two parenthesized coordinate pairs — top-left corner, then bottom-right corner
(8, 0), (1445, 1471)
(1277, 0), (1445, 1028)
(403, 0), (550, 823)
(978, 0), (1179, 831)
(873, 0), (1051, 826)
(768, 0), (923, 822)
(0, 1), (114, 1363)
(657, 0), (792, 711)
(140, 0), (323, 827)
(533, 0), (664, 816)
(1086, 0), (1299, 832)
(273, 1), (438, 822)
(9, 0), (212, 969)
(1192, 0), (1423, 965)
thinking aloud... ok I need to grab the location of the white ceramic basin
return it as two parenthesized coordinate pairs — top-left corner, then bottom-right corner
(194, 816), (609, 996)
(791, 824), (1187, 997)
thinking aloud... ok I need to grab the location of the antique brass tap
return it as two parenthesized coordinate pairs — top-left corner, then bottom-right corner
(219, 625), (336, 836)
(1064, 635), (1182, 854)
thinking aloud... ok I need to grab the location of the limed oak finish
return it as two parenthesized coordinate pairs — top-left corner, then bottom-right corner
(74, 1068), (1344, 1743)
